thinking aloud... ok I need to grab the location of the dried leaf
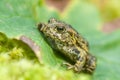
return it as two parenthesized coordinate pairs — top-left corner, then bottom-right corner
(19, 35), (42, 63)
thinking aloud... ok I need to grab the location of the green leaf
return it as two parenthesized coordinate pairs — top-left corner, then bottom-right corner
(0, 0), (120, 80)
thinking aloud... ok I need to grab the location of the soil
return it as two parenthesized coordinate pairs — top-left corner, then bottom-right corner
(102, 19), (120, 33)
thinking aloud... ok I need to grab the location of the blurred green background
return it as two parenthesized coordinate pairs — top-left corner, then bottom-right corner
(0, 0), (120, 80)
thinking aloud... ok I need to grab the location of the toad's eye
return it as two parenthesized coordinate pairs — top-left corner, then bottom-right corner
(56, 26), (65, 32)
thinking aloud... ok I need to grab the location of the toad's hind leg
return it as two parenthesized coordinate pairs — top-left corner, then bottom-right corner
(84, 54), (97, 73)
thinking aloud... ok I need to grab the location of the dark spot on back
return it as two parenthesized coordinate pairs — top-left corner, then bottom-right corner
(72, 48), (80, 54)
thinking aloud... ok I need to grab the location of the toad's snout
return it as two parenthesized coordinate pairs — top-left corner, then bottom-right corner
(38, 23), (46, 32)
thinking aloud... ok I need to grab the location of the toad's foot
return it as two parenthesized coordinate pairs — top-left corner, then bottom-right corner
(63, 62), (75, 70)
(63, 62), (83, 72)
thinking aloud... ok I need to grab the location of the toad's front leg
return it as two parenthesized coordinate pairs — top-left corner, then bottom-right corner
(63, 56), (86, 72)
